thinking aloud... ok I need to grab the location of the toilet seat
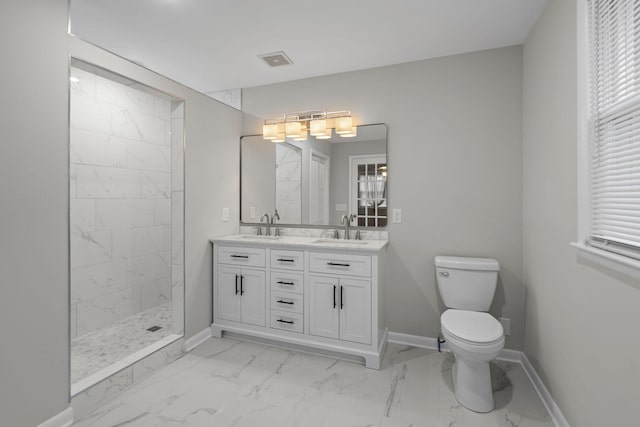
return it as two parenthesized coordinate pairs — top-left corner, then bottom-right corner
(441, 309), (504, 346)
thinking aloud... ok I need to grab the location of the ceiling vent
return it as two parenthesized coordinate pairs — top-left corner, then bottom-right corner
(259, 51), (293, 67)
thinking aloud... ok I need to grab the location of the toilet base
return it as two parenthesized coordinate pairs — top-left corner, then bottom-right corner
(452, 355), (494, 413)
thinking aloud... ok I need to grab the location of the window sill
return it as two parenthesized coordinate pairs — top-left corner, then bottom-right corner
(570, 242), (640, 280)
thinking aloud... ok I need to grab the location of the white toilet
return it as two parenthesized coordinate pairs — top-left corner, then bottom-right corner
(435, 256), (505, 413)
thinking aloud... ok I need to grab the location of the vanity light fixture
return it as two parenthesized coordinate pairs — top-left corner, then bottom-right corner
(262, 109), (356, 142)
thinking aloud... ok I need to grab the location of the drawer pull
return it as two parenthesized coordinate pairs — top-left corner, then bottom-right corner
(230, 254), (249, 259)
(276, 319), (294, 324)
(277, 280), (295, 286)
(327, 262), (350, 267)
(276, 299), (294, 305)
(277, 258), (295, 263)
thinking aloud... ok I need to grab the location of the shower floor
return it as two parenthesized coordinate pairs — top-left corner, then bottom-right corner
(71, 303), (174, 385)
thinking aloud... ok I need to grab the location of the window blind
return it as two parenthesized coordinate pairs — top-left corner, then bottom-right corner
(588, 0), (640, 260)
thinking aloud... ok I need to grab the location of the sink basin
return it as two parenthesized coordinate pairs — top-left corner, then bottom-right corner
(311, 239), (368, 245)
(238, 235), (280, 240)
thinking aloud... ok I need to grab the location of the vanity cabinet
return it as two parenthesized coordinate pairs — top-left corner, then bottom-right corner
(211, 237), (387, 369)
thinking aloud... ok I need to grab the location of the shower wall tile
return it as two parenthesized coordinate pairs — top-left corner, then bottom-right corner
(71, 128), (127, 168)
(70, 164), (77, 198)
(96, 78), (155, 117)
(71, 303), (78, 340)
(70, 94), (112, 135)
(111, 106), (168, 145)
(71, 199), (96, 233)
(127, 251), (172, 287)
(95, 199), (154, 230)
(71, 230), (112, 268)
(171, 117), (184, 191)
(71, 259), (128, 303)
(76, 165), (141, 199)
(140, 277), (171, 311)
(76, 288), (140, 336)
(126, 140), (171, 172)
(153, 199), (171, 226)
(154, 97), (172, 120)
(141, 171), (171, 198)
(171, 265), (184, 334)
(70, 67), (97, 99)
(171, 191), (184, 265)
(112, 225), (166, 258)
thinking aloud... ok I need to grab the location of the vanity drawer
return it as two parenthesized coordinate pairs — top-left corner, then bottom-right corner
(270, 310), (303, 333)
(271, 291), (303, 314)
(217, 245), (266, 268)
(270, 271), (304, 294)
(309, 252), (372, 277)
(270, 249), (304, 271)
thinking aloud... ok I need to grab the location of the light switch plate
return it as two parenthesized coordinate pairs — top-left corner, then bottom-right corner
(222, 207), (229, 222)
(392, 209), (402, 223)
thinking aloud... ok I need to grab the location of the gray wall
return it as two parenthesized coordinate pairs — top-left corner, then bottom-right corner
(0, 1), (70, 425)
(243, 46), (525, 349)
(0, 3), (241, 423)
(523, 0), (640, 425)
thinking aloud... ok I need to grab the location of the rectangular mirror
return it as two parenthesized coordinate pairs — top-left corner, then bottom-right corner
(241, 123), (387, 227)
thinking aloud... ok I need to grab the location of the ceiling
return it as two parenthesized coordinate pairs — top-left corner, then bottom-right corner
(70, 0), (548, 96)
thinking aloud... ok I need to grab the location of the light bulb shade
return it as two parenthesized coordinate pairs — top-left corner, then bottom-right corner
(335, 116), (353, 134)
(340, 126), (358, 138)
(272, 132), (286, 143)
(316, 128), (332, 140)
(285, 121), (302, 137)
(263, 124), (278, 140)
(309, 119), (327, 136)
(293, 130), (308, 141)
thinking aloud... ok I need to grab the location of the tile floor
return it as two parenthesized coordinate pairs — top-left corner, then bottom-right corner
(71, 303), (173, 384)
(73, 337), (554, 427)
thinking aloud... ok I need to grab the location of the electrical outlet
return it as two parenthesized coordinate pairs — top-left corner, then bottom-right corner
(500, 317), (511, 336)
(250, 206), (256, 219)
(222, 207), (229, 222)
(392, 209), (402, 223)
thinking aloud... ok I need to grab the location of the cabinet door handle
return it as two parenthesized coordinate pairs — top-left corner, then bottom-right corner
(277, 258), (295, 263)
(230, 254), (249, 259)
(277, 280), (295, 286)
(235, 274), (239, 295)
(240, 275), (244, 295)
(276, 299), (294, 305)
(327, 262), (350, 267)
(333, 285), (337, 309)
(276, 319), (294, 324)
(340, 285), (344, 310)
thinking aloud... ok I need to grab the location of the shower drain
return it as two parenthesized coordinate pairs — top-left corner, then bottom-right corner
(146, 326), (162, 332)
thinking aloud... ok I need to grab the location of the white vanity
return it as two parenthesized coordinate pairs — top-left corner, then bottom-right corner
(210, 234), (388, 369)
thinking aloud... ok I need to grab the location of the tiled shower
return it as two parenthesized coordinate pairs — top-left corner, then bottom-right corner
(69, 61), (184, 388)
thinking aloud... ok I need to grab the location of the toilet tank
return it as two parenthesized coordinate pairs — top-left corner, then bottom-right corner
(435, 256), (500, 311)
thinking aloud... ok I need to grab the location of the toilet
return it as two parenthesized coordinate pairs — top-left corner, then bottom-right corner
(435, 256), (505, 413)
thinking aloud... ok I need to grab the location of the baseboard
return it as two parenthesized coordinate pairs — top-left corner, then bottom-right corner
(183, 327), (212, 352)
(387, 331), (569, 427)
(37, 407), (73, 427)
(521, 353), (570, 427)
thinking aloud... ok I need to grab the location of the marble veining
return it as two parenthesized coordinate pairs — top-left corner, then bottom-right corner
(71, 303), (173, 384)
(73, 338), (553, 427)
(239, 225), (389, 241)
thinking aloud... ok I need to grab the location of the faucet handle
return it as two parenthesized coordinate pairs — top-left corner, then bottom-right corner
(256, 226), (262, 236)
(333, 229), (339, 239)
(355, 230), (361, 240)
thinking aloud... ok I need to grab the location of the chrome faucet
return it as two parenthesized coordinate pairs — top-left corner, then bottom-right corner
(261, 213), (270, 236)
(270, 209), (280, 237)
(341, 214), (356, 240)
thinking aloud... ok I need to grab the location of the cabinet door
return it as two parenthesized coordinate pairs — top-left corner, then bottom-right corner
(217, 266), (241, 322)
(309, 275), (340, 340)
(339, 278), (371, 344)
(239, 269), (266, 327)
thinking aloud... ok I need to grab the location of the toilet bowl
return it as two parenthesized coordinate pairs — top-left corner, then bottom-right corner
(441, 309), (504, 412)
(435, 256), (504, 413)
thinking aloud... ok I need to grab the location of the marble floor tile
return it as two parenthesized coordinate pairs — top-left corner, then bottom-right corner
(71, 303), (173, 384)
(73, 338), (554, 427)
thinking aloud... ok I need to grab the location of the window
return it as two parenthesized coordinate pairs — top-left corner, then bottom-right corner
(587, 0), (640, 260)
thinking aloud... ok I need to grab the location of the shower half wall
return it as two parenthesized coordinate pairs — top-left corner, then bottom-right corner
(69, 60), (184, 392)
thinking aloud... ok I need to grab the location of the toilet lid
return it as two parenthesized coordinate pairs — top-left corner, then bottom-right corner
(441, 310), (504, 345)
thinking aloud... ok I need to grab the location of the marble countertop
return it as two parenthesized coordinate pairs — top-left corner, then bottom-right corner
(210, 234), (388, 253)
